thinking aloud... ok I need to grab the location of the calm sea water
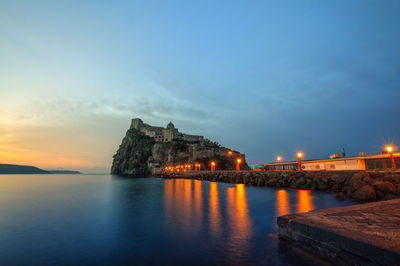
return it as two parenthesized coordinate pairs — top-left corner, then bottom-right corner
(0, 174), (354, 265)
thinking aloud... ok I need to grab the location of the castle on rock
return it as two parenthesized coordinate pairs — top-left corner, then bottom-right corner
(130, 118), (204, 143)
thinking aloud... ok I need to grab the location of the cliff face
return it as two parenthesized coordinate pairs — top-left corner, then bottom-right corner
(111, 119), (250, 175)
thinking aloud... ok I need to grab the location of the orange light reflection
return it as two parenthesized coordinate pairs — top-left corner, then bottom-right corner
(209, 182), (221, 237)
(297, 190), (315, 213)
(276, 189), (291, 217)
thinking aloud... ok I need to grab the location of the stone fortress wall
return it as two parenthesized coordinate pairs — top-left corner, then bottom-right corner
(130, 118), (204, 143)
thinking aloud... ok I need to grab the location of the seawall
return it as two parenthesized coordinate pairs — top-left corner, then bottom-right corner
(162, 170), (400, 202)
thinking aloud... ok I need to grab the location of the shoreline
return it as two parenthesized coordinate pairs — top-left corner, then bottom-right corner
(161, 170), (400, 202)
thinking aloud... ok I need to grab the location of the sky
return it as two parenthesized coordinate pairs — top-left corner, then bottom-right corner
(1, 0), (400, 173)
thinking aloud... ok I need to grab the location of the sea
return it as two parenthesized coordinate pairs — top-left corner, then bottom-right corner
(0, 174), (355, 265)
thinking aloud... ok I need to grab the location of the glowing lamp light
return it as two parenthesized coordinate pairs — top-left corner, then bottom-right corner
(386, 145), (397, 169)
(277, 156), (282, 162)
(297, 152), (303, 171)
(211, 161), (216, 171)
(236, 158), (242, 171)
(228, 151), (232, 156)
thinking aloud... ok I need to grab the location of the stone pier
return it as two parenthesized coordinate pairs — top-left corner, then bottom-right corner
(277, 199), (400, 265)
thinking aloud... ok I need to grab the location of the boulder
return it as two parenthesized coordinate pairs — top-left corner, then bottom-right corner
(290, 177), (305, 189)
(334, 175), (347, 184)
(331, 184), (341, 192)
(384, 194), (399, 200)
(267, 178), (277, 187)
(257, 178), (265, 186)
(317, 180), (329, 191)
(351, 185), (376, 201)
(335, 192), (345, 201)
(376, 191), (384, 200)
(374, 181), (397, 195)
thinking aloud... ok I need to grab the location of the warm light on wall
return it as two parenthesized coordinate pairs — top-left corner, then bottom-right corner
(386, 145), (397, 169)
(211, 161), (216, 171)
(297, 152), (303, 171)
(236, 158), (242, 171)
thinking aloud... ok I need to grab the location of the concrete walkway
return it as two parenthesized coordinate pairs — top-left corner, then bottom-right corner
(278, 199), (400, 265)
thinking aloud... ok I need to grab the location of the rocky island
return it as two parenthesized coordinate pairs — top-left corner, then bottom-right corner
(111, 118), (250, 176)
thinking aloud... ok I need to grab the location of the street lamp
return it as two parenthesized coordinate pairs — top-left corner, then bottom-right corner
(236, 158), (242, 171)
(228, 151), (233, 156)
(277, 156), (282, 162)
(386, 146), (396, 169)
(297, 152), (303, 171)
(211, 161), (216, 171)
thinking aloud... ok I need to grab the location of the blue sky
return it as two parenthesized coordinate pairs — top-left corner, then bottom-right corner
(1, 0), (400, 172)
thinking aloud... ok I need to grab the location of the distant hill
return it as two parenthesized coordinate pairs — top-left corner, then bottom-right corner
(46, 170), (81, 174)
(0, 164), (49, 174)
(0, 164), (82, 174)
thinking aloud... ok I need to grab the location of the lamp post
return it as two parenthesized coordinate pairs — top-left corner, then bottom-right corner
(297, 152), (303, 171)
(195, 163), (201, 171)
(386, 146), (396, 169)
(236, 158), (241, 171)
(211, 161), (216, 171)
(276, 156), (282, 171)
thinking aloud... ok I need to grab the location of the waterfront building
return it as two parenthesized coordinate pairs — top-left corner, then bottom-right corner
(255, 153), (400, 171)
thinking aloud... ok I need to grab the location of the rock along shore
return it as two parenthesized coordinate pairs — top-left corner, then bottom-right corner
(161, 170), (400, 202)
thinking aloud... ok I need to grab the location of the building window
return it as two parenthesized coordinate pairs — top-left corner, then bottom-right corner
(385, 159), (392, 169)
(366, 160), (375, 170)
(326, 164), (335, 170)
(375, 160), (383, 170)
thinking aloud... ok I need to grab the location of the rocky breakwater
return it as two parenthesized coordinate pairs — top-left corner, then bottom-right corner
(162, 170), (400, 202)
(111, 118), (250, 176)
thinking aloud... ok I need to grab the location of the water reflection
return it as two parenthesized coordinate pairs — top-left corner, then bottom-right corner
(209, 182), (221, 237)
(194, 180), (203, 228)
(276, 189), (315, 216)
(164, 180), (253, 263)
(183, 179), (193, 228)
(164, 178), (174, 222)
(297, 190), (315, 213)
(276, 189), (291, 216)
(226, 184), (251, 239)
(226, 184), (252, 264)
